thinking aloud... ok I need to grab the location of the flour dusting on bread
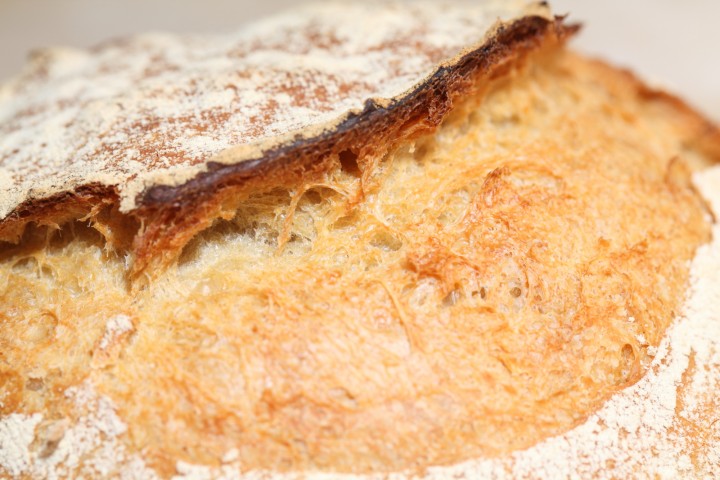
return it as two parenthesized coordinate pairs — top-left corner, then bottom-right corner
(1, 1), (720, 479)
(0, 1), (543, 219)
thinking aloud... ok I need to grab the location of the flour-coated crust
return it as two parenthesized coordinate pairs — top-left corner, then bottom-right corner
(2, 1), (720, 480)
(0, 1), (564, 274)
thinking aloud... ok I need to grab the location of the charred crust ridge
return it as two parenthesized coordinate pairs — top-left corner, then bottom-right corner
(1, 15), (576, 275)
(140, 16), (566, 209)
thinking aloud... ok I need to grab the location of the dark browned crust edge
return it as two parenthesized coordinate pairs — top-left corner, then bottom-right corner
(131, 15), (581, 275)
(4, 14), (716, 277)
(0, 15), (576, 275)
(139, 16), (570, 209)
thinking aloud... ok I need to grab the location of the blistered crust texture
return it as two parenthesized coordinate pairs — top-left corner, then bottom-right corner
(2, 50), (718, 478)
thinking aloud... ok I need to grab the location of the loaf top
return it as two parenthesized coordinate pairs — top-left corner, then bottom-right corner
(0, 1), (549, 231)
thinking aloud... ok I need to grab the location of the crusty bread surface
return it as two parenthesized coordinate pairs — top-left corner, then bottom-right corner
(1, 1), (720, 479)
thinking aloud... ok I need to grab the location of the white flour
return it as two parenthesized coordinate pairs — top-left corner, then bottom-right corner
(98, 314), (134, 350)
(0, 414), (42, 477)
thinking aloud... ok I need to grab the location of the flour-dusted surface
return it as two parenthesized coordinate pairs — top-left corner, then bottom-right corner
(0, 0), (539, 218)
(2, 167), (719, 479)
(0, 413), (42, 477)
(98, 314), (134, 351)
(0, 384), (158, 480)
(0, 1), (718, 477)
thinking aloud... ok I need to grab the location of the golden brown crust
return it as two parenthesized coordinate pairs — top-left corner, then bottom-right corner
(2, 46), (719, 478)
(3, 2), (720, 479)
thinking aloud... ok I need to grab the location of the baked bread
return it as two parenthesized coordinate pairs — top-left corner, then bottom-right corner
(1, 1), (719, 478)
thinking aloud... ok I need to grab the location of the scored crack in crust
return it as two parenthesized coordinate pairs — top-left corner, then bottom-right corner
(1, 1), (720, 479)
(0, 0), (561, 275)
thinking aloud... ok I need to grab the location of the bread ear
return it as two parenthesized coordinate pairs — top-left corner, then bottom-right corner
(0, 3), (570, 278)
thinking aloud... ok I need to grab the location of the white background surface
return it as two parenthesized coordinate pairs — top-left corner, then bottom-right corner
(0, 0), (718, 120)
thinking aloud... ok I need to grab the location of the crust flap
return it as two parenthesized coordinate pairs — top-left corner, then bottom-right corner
(0, 1), (574, 272)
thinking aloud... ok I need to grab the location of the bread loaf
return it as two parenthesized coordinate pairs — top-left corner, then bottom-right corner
(1, 1), (719, 478)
